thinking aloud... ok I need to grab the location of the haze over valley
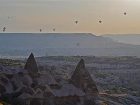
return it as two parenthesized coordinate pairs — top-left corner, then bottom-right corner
(0, 33), (140, 57)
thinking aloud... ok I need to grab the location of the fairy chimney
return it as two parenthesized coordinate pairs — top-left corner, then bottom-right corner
(24, 53), (39, 78)
(71, 59), (98, 98)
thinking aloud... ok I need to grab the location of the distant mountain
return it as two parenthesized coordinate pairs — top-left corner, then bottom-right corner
(103, 34), (140, 45)
(0, 33), (140, 57)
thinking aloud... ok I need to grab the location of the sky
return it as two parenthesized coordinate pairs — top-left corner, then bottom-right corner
(0, 0), (140, 35)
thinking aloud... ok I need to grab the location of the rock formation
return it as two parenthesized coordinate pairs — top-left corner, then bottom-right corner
(71, 59), (99, 99)
(24, 53), (39, 78)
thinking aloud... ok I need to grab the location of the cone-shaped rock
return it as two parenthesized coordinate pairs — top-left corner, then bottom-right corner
(71, 59), (98, 98)
(24, 53), (38, 77)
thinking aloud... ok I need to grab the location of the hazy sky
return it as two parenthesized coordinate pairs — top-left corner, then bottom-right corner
(0, 0), (140, 34)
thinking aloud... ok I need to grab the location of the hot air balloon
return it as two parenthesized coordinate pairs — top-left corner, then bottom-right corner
(53, 28), (55, 32)
(3, 27), (6, 32)
(75, 20), (78, 24)
(124, 12), (127, 15)
(99, 20), (102, 23)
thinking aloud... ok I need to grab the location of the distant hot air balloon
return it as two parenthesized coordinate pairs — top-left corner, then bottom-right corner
(3, 27), (6, 32)
(124, 12), (127, 15)
(75, 20), (78, 24)
(53, 28), (55, 32)
(99, 20), (102, 23)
